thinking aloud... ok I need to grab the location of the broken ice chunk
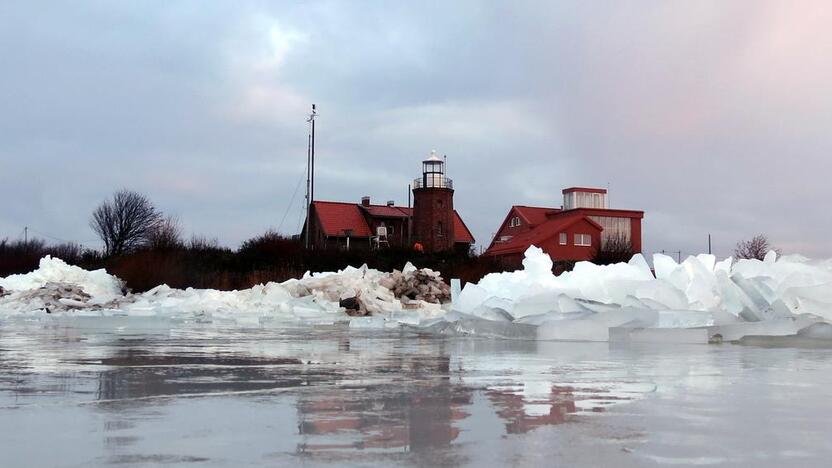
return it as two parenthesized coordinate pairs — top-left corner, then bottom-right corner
(609, 327), (710, 344)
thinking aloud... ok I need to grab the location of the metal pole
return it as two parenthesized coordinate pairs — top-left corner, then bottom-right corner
(310, 104), (316, 205)
(24, 226), (27, 244)
(304, 104), (317, 249)
(708, 234), (712, 255)
(407, 184), (412, 246)
(304, 119), (311, 249)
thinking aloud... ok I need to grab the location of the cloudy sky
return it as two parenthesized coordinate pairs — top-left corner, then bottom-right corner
(2, 1), (830, 258)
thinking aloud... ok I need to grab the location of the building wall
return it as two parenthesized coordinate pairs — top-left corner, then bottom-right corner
(412, 188), (455, 252)
(569, 208), (643, 253)
(536, 218), (602, 262)
(365, 217), (410, 247)
(630, 217), (642, 252)
(488, 218), (602, 268)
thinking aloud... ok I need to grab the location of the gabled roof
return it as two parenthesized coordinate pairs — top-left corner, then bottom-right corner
(512, 205), (561, 227)
(313, 201), (372, 237)
(452, 212), (476, 244)
(485, 214), (602, 256)
(311, 201), (475, 244)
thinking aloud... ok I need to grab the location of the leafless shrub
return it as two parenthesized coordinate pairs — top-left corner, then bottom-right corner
(188, 235), (220, 251)
(45, 242), (84, 264)
(146, 216), (184, 250)
(90, 190), (162, 256)
(592, 232), (635, 265)
(0, 238), (47, 276)
(734, 234), (780, 260)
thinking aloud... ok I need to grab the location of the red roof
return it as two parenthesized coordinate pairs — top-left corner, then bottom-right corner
(513, 205), (561, 226)
(453, 212), (476, 244)
(312, 201), (474, 244)
(362, 205), (410, 218)
(485, 215), (601, 256)
(313, 201), (373, 237)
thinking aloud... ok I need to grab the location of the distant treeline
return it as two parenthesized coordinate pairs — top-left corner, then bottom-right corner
(0, 232), (507, 292)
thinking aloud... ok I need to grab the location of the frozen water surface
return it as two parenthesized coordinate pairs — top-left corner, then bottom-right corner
(2, 320), (832, 467)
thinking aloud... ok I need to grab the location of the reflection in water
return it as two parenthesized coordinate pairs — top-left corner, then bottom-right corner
(2, 321), (831, 467)
(0, 324), (625, 461)
(486, 385), (577, 434)
(296, 354), (472, 453)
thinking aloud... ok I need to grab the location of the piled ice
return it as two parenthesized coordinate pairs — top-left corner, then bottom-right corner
(445, 246), (832, 343)
(0, 256), (446, 325)
(3, 247), (832, 345)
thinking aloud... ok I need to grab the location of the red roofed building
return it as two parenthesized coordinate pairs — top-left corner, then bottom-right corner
(300, 151), (475, 253)
(484, 187), (644, 266)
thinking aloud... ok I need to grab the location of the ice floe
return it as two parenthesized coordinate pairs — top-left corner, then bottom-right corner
(2, 246), (832, 345)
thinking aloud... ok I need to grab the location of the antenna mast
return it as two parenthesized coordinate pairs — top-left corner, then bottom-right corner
(304, 104), (317, 249)
(310, 104), (317, 204)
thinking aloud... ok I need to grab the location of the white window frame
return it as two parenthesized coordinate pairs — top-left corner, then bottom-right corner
(574, 233), (592, 247)
(509, 216), (521, 228)
(559, 232), (567, 245)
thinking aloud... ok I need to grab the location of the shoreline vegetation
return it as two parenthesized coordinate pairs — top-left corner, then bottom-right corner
(0, 232), (506, 293)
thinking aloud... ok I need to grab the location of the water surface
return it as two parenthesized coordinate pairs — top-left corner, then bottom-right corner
(1, 318), (831, 467)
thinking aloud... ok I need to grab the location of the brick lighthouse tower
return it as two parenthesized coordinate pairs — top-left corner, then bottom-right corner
(412, 150), (455, 252)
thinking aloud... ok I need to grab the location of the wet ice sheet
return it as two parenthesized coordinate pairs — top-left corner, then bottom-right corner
(2, 321), (832, 467)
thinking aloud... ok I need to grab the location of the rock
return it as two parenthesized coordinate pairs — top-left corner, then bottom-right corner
(340, 291), (371, 317)
(379, 267), (451, 304)
(10, 282), (94, 313)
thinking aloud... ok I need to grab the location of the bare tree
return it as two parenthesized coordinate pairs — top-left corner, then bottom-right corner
(90, 190), (162, 256)
(146, 215), (184, 250)
(734, 234), (780, 260)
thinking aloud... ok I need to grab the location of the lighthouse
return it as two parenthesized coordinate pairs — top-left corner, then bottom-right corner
(412, 150), (456, 252)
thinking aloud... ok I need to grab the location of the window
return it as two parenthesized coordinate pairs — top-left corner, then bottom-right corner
(589, 216), (631, 244)
(509, 216), (521, 228)
(574, 233), (592, 247)
(559, 233), (567, 245)
(437, 200), (443, 208)
(437, 221), (444, 235)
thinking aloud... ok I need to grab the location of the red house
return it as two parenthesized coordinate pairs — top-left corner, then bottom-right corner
(483, 187), (644, 266)
(301, 151), (475, 252)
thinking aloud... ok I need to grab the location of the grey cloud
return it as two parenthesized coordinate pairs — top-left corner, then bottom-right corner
(1, 1), (830, 258)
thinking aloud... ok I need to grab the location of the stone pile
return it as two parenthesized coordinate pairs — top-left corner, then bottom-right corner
(379, 267), (451, 304)
(10, 282), (97, 313)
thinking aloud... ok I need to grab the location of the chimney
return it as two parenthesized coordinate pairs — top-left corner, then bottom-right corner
(361, 196), (370, 207)
(387, 200), (395, 207)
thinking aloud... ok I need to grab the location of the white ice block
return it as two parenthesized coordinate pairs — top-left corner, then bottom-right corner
(609, 327), (710, 344)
